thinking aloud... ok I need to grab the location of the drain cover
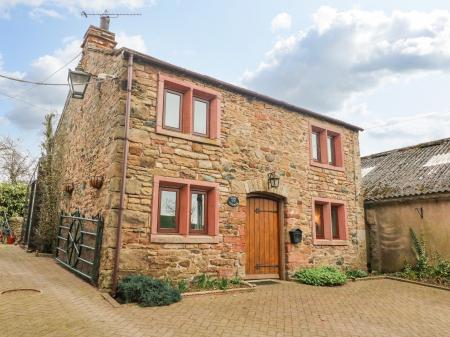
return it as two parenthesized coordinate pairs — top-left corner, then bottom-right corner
(1, 288), (42, 295)
(249, 280), (279, 286)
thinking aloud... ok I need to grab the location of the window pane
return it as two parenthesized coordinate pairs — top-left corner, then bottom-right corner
(191, 193), (206, 231)
(193, 99), (208, 134)
(160, 190), (177, 229)
(164, 91), (181, 129)
(315, 204), (324, 239)
(311, 132), (320, 161)
(331, 205), (339, 239)
(328, 136), (336, 165)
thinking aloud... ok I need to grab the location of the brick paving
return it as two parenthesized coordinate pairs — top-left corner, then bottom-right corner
(1, 245), (449, 337)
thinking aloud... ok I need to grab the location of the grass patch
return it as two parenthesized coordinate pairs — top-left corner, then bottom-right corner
(345, 268), (369, 279)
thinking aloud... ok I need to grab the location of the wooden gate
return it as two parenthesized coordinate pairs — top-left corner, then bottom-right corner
(245, 197), (280, 279)
(55, 211), (103, 284)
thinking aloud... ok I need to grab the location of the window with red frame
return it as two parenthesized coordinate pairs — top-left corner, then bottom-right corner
(190, 191), (207, 233)
(313, 200), (346, 242)
(310, 125), (343, 168)
(158, 187), (180, 233)
(153, 177), (219, 236)
(158, 74), (220, 140)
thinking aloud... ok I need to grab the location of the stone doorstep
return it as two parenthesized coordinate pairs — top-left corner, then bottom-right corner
(353, 275), (450, 291)
(34, 252), (54, 258)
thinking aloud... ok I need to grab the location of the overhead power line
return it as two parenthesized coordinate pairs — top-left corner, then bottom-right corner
(0, 90), (49, 109)
(0, 73), (68, 86)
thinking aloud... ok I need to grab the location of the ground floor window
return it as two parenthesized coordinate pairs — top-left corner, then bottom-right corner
(312, 197), (347, 245)
(152, 176), (219, 237)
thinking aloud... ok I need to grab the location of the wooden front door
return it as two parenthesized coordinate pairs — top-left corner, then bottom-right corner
(245, 197), (280, 278)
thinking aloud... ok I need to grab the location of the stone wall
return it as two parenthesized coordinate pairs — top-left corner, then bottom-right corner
(55, 26), (366, 289)
(115, 57), (366, 283)
(53, 31), (126, 287)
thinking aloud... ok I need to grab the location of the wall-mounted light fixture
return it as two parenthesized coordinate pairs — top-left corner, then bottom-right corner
(68, 66), (91, 99)
(268, 172), (280, 189)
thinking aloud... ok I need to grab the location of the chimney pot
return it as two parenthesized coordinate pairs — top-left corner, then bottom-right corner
(100, 16), (110, 31)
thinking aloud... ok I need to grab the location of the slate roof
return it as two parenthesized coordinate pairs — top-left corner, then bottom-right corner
(361, 137), (450, 201)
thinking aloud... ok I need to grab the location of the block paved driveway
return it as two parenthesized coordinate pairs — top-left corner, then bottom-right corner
(1, 245), (449, 337)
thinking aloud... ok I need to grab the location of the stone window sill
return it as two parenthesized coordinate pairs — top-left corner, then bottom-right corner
(310, 161), (345, 172)
(312, 239), (348, 246)
(156, 126), (221, 146)
(150, 234), (223, 244)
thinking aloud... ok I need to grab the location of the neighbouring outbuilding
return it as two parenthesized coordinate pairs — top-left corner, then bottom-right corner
(362, 137), (450, 272)
(52, 22), (367, 290)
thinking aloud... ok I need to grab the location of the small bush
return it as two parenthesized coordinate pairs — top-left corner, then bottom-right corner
(345, 268), (368, 279)
(117, 275), (181, 307)
(231, 275), (242, 285)
(294, 266), (347, 286)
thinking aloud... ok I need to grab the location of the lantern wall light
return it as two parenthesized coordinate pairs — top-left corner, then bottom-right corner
(68, 67), (91, 99)
(268, 172), (280, 189)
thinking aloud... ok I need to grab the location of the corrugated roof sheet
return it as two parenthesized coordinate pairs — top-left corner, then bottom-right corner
(361, 137), (450, 201)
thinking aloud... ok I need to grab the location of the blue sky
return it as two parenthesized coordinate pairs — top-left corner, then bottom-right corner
(0, 0), (449, 159)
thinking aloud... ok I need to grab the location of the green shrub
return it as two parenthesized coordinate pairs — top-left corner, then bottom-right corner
(218, 278), (229, 290)
(345, 268), (368, 279)
(231, 275), (242, 285)
(117, 275), (181, 307)
(410, 228), (431, 277)
(294, 266), (347, 286)
(433, 258), (450, 282)
(176, 279), (188, 293)
(0, 183), (27, 217)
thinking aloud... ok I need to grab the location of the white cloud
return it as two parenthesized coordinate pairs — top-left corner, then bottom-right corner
(29, 7), (63, 20)
(116, 32), (147, 53)
(271, 12), (292, 32)
(244, 7), (450, 113)
(1, 38), (80, 129)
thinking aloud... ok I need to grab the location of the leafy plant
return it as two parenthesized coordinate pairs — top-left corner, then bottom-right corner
(176, 279), (188, 293)
(117, 275), (181, 307)
(218, 278), (229, 290)
(231, 275), (242, 285)
(0, 183), (27, 217)
(294, 266), (347, 286)
(195, 274), (208, 289)
(410, 228), (430, 277)
(345, 268), (368, 279)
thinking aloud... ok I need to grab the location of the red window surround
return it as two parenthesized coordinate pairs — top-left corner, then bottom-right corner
(156, 73), (221, 144)
(309, 123), (344, 171)
(311, 197), (348, 246)
(151, 176), (220, 243)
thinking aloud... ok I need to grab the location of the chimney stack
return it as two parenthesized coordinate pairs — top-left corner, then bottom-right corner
(81, 25), (117, 52)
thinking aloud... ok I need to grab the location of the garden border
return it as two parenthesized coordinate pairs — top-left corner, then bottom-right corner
(352, 275), (450, 291)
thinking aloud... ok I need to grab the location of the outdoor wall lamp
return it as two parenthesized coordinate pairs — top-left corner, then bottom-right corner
(268, 172), (280, 189)
(68, 67), (91, 99)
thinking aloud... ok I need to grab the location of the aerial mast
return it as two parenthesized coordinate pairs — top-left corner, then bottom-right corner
(81, 10), (141, 31)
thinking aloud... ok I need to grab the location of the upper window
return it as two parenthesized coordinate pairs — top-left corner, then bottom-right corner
(151, 176), (219, 238)
(193, 98), (209, 136)
(310, 124), (343, 170)
(311, 132), (321, 162)
(163, 90), (182, 130)
(312, 198), (347, 245)
(157, 73), (220, 142)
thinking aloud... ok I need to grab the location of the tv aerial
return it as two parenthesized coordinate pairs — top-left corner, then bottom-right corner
(81, 9), (141, 31)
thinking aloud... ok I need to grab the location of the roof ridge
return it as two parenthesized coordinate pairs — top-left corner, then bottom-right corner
(362, 136), (450, 159)
(117, 47), (363, 132)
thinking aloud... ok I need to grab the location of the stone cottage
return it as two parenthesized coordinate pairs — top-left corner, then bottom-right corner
(54, 23), (366, 289)
(362, 137), (450, 272)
